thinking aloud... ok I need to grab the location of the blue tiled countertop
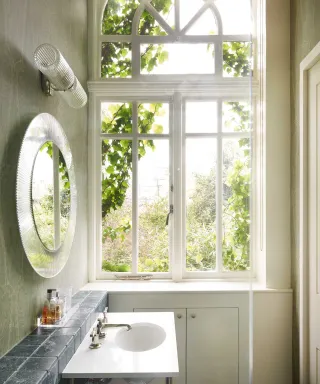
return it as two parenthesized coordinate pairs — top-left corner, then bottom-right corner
(0, 291), (107, 384)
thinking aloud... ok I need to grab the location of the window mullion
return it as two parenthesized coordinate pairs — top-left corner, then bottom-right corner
(172, 93), (183, 281)
(216, 100), (223, 273)
(215, 42), (223, 77)
(132, 36), (140, 78)
(132, 102), (139, 274)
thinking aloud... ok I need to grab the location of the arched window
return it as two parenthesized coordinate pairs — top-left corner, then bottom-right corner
(89, 0), (254, 280)
(99, 0), (252, 79)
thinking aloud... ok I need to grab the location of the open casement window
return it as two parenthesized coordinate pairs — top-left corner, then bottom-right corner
(91, 0), (254, 280)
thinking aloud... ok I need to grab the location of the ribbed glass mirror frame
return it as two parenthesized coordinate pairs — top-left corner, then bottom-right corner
(16, 113), (77, 278)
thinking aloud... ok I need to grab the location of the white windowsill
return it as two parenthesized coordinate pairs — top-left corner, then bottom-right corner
(81, 280), (292, 293)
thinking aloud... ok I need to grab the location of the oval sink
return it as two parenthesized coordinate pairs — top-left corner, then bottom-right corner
(115, 322), (166, 352)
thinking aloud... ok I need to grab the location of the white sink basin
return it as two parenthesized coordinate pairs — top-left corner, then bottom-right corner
(115, 322), (166, 352)
(62, 312), (179, 381)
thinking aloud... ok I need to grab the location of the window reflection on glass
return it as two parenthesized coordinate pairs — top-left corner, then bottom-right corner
(141, 44), (215, 75)
(101, 139), (133, 273)
(101, 43), (132, 78)
(32, 142), (70, 251)
(138, 140), (170, 272)
(138, 103), (169, 134)
(186, 138), (217, 272)
(222, 138), (250, 271)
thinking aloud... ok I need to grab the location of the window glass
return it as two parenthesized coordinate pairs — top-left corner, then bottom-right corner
(215, 0), (252, 35)
(102, 0), (140, 35)
(139, 9), (168, 36)
(151, 0), (174, 28)
(102, 139), (133, 273)
(222, 138), (250, 271)
(141, 44), (215, 75)
(223, 101), (251, 132)
(101, 43), (132, 78)
(138, 140), (170, 272)
(223, 42), (251, 78)
(186, 102), (217, 133)
(180, 0), (204, 30)
(186, 138), (217, 272)
(138, 103), (169, 134)
(101, 102), (133, 134)
(186, 9), (218, 35)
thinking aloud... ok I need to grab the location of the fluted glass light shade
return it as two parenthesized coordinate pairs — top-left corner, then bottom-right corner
(34, 43), (87, 109)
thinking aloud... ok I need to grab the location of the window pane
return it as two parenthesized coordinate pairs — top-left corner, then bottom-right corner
(223, 42), (251, 77)
(101, 139), (133, 273)
(151, 0), (174, 28)
(215, 0), (252, 35)
(138, 140), (170, 272)
(180, 0), (203, 30)
(102, 0), (139, 35)
(186, 139), (217, 272)
(138, 103), (169, 134)
(223, 101), (251, 132)
(222, 138), (251, 271)
(141, 44), (215, 74)
(101, 103), (132, 134)
(139, 10), (168, 36)
(186, 9), (218, 35)
(101, 43), (132, 78)
(186, 102), (217, 133)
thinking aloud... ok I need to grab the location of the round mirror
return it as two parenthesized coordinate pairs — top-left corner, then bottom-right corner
(17, 113), (77, 278)
(32, 142), (71, 251)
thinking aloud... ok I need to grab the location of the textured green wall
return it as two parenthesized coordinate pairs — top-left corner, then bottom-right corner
(0, 0), (88, 357)
(291, 0), (320, 381)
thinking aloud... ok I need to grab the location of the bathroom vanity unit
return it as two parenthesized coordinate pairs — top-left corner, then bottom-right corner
(62, 312), (179, 383)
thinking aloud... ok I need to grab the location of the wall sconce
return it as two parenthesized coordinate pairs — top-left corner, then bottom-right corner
(34, 43), (87, 109)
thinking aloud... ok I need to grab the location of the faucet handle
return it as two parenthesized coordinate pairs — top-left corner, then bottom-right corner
(89, 327), (101, 349)
(102, 307), (108, 324)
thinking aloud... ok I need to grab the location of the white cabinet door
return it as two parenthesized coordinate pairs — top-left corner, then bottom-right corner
(186, 308), (238, 384)
(134, 308), (186, 384)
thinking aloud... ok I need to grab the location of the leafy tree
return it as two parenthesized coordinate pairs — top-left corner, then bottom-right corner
(99, 1), (252, 272)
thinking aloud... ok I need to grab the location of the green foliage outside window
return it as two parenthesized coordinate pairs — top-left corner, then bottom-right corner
(99, 1), (252, 273)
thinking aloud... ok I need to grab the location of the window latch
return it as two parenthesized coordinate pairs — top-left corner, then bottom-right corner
(166, 204), (174, 226)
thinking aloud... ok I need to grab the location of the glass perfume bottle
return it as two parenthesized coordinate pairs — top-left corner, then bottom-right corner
(48, 289), (57, 324)
(42, 289), (56, 324)
(55, 291), (63, 321)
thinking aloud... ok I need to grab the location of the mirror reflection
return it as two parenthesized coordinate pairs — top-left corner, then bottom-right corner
(32, 142), (70, 251)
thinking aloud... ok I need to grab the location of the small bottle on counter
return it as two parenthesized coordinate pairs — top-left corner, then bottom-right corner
(48, 289), (57, 324)
(42, 291), (50, 325)
(42, 289), (56, 324)
(55, 291), (64, 321)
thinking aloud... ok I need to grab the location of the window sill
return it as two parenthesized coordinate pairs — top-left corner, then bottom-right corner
(82, 280), (292, 293)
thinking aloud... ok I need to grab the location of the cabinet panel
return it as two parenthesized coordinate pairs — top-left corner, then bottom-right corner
(134, 308), (186, 384)
(187, 308), (238, 384)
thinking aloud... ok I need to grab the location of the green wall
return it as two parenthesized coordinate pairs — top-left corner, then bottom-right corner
(0, 0), (88, 356)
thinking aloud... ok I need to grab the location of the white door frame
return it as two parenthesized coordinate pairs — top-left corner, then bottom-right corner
(299, 41), (320, 384)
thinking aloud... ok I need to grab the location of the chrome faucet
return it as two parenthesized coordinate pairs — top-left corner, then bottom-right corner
(89, 327), (101, 349)
(96, 308), (132, 339)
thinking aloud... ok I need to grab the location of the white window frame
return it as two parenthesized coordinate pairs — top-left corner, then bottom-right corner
(87, 0), (291, 285)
